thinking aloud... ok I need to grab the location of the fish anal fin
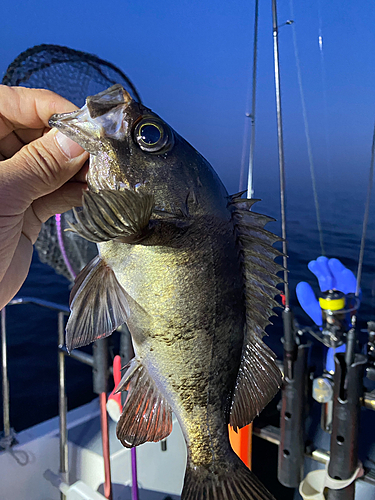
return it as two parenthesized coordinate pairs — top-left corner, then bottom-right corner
(229, 193), (283, 429)
(66, 255), (129, 351)
(116, 359), (173, 447)
(68, 189), (154, 243)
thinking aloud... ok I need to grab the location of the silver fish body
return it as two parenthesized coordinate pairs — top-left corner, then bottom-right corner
(49, 84), (282, 500)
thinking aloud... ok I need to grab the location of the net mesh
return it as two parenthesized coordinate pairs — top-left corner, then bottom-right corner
(2, 44), (141, 282)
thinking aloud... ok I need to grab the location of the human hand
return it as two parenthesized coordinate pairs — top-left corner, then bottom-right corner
(296, 256), (357, 326)
(0, 85), (89, 309)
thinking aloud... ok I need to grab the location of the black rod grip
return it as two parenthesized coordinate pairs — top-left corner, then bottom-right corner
(278, 343), (310, 488)
(93, 338), (109, 395)
(326, 353), (366, 500)
(119, 324), (134, 407)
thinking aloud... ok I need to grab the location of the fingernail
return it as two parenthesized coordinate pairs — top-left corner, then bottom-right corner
(55, 130), (84, 159)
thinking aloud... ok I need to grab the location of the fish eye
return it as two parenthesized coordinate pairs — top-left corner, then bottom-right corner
(139, 124), (161, 145)
(134, 118), (173, 153)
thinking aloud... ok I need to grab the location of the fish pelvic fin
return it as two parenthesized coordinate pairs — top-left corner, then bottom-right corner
(68, 189), (154, 243)
(116, 358), (173, 447)
(182, 450), (275, 500)
(228, 195), (283, 430)
(66, 255), (129, 351)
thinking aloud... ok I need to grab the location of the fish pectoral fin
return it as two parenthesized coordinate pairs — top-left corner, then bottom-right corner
(67, 189), (154, 243)
(66, 255), (129, 351)
(115, 358), (173, 447)
(229, 194), (283, 430)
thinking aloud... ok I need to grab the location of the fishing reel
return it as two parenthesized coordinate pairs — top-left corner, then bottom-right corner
(296, 257), (360, 433)
(296, 256), (359, 349)
(317, 289), (359, 348)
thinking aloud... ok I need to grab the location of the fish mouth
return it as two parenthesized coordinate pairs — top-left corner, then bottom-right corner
(49, 84), (133, 154)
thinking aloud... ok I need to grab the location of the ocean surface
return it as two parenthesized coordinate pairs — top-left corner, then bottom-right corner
(1, 175), (375, 435)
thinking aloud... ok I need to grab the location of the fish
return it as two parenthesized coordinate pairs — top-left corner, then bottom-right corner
(49, 84), (283, 500)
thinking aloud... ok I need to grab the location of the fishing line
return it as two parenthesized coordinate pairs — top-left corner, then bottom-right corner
(318, 0), (331, 172)
(317, 0), (334, 252)
(355, 118), (375, 297)
(289, 0), (325, 256)
(317, 1), (331, 178)
(55, 214), (77, 281)
(239, 0), (259, 198)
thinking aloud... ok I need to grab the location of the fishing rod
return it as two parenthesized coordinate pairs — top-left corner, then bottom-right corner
(239, 0), (259, 197)
(293, 47), (375, 500)
(270, 0), (310, 489)
(247, 0), (259, 199)
(323, 108), (375, 500)
(268, 0), (375, 495)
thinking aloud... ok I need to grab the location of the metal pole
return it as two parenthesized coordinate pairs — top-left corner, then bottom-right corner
(247, 0), (259, 199)
(1, 307), (10, 440)
(58, 311), (68, 500)
(100, 392), (113, 500)
(58, 346), (95, 368)
(93, 338), (112, 500)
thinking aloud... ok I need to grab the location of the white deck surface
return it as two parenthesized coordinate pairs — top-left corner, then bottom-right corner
(0, 398), (186, 500)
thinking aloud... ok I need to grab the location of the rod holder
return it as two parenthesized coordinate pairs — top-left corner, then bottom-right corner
(119, 323), (133, 367)
(278, 342), (310, 488)
(93, 338), (109, 395)
(326, 352), (366, 500)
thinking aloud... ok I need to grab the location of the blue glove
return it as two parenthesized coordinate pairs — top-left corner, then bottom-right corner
(296, 256), (357, 326)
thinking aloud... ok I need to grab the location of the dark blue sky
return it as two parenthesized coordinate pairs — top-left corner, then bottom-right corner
(1, 0), (375, 198)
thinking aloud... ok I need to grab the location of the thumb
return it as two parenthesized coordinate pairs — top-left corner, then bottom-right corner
(1, 128), (89, 213)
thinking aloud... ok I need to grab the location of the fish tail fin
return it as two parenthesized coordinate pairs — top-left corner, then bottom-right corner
(182, 452), (275, 500)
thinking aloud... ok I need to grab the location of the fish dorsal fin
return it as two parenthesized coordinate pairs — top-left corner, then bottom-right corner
(66, 255), (129, 351)
(68, 189), (154, 243)
(115, 358), (173, 447)
(228, 196), (283, 430)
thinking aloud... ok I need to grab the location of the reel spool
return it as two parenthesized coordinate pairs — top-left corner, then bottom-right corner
(318, 290), (359, 348)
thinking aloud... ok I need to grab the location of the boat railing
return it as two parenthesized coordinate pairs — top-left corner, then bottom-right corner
(0, 296), (97, 500)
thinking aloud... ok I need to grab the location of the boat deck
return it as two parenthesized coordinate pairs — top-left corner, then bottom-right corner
(0, 398), (185, 499)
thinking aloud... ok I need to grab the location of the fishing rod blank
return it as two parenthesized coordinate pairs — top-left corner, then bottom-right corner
(239, 0), (259, 197)
(271, 0), (309, 489)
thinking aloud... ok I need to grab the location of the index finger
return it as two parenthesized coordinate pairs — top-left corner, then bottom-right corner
(0, 85), (79, 141)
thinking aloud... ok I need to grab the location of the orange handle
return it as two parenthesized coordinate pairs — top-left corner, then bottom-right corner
(229, 423), (252, 469)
